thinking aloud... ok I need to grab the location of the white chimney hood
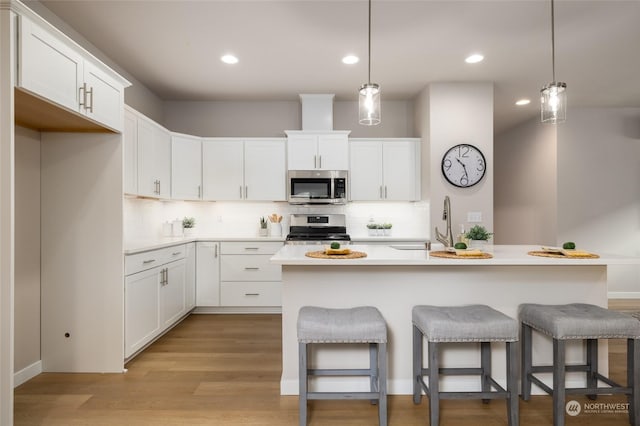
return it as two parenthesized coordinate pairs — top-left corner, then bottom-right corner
(299, 94), (334, 131)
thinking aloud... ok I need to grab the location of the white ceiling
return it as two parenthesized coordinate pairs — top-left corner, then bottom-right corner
(34, 0), (640, 134)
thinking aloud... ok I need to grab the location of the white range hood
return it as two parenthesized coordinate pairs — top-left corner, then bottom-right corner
(299, 94), (335, 131)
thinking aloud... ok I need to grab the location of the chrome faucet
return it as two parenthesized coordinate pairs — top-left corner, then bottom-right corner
(435, 196), (454, 248)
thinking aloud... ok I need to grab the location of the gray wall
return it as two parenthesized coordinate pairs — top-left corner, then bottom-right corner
(494, 117), (557, 245)
(15, 126), (40, 373)
(163, 99), (415, 137)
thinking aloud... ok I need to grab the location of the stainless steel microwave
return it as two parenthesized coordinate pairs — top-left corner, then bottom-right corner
(287, 170), (348, 205)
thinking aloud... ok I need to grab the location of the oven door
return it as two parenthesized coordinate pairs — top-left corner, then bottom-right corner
(288, 177), (333, 204)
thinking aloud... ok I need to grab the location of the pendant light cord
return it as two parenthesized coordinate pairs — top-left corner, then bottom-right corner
(367, 0), (372, 85)
(551, 0), (556, 82)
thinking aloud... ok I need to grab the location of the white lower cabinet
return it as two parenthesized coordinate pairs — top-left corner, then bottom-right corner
(219, 241), (282, 307)
(124, 244), (191, 359)
(196, 242), (220, 307)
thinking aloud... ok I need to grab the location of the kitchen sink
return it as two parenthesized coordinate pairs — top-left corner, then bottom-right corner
(390, 244), (428, 250)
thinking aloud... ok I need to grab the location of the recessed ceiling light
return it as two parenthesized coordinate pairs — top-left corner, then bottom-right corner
(342, 55), (359, 65)
(465, 54), (484, 64)
(221, 54), (239, 64)
(515, 99), (531, 106)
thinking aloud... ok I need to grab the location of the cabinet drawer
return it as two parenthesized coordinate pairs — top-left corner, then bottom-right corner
(220, 241), (282, 255)
(220, 282), (281, 306)
(125, 244), (186, 275)
(220, 254), (282, 281)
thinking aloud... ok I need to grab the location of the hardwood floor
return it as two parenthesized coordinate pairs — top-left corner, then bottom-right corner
(14, 301), (640, 425)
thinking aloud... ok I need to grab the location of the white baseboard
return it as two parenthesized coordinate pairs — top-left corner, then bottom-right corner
(14, 360), (42, 387)
(192, 306), (281, 314)
(608, 292), (640, 299)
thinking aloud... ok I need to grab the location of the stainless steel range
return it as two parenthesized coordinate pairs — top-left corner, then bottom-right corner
(285, 214), (350, 245)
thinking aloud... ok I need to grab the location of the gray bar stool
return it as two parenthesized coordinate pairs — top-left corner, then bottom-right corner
(297, 306), (388, 426)
(412, 304), (519, 426)
(519, 303), (640, 426)
(518, 303), (640, 426)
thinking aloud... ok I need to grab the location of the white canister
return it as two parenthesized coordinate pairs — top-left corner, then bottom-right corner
(270, 222), (282, 237)
(172, 219), (183, 237)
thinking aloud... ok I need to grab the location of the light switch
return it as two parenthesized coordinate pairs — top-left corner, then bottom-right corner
(467, 212), (482, 223)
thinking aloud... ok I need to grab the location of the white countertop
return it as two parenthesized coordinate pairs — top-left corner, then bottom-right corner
(270, 244), (639, 266)
(124, 236), (286, 254)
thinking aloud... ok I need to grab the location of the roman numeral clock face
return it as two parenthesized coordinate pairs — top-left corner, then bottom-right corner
(441, 144), (486, 188)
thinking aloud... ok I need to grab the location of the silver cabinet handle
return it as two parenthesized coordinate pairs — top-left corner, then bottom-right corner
(314, 155), (317, 169)
(214, 244), (218, 258)
(244, 247), (259, 251)
(79, 82), (87, 110)
(198, 185), (201, 198)
(239, 186), (243, 199)
(319, 155), (322, 169)
(245, 186), (248, 199)
(384, 186), (388, 199)
(86, 85), (94, 113)
(158, 180), (161, 195)
(159, 268), (165, 286)
(379, 186), (383, 199)
(244, 267), (260, 271)
(172, 251), (181, 256)
(142, 259), (156, 264)
(244, 293), (259, 296)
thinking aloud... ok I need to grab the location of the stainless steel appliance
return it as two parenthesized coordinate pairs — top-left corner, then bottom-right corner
(287, 170), (347, 205)
(285, 214), (350, 244)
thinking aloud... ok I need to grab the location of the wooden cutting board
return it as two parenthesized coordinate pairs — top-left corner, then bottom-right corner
(305, 250), (367, 259)
(429, 250), (493, 259)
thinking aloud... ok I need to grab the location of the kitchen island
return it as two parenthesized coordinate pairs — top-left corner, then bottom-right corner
(271, 244), (638, 395)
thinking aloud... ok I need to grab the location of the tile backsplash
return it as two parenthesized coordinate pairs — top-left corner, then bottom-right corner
(124, 197), (430, 242)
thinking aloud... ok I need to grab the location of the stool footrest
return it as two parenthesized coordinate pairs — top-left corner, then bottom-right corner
(308, 368), (373, 376)
(531, 364), (590, 373)
(421, 367), (484, 376)
(529, 372), (630, 396)
(417, 374), (508, 397)
(307, 391), (381, 400)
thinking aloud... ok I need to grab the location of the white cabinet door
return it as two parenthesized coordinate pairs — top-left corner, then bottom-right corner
(171, 134), (202, 200)
(185, 243), (196, 311)
(161, 259), (186, 328)
(123, 109), (138, 195)
(196, 242), (220, 306)
(202, 139), (244, 200)
(18, 14), (83, 113)
(244, 139), (286, 201)
(125, 267), (161, 358)
(318, 134), (349, 170)
(383, 141), (418, 201)
(82, 61), (124, 132)
(350, 141), (383, 201)
(287, 133), (317, 170)
(137, 117), (171, 198)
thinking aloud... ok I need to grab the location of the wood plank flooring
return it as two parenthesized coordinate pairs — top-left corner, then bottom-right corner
(14, 301), (640, 425)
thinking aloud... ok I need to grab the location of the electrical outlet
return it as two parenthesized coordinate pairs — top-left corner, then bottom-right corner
(467, 212), (482, 223)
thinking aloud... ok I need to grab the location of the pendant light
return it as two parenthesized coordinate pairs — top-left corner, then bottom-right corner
(359, 0), (381, 126)
(540, 0), (567, 123)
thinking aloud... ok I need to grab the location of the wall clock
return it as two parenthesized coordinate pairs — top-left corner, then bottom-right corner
(441, 144), (486, 188)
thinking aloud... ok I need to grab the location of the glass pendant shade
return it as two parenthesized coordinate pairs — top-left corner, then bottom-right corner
(359, 83), (381, 126)
(540, 81), (567, 123)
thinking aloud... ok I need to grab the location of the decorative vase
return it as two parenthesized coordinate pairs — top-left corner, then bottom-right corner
(183, 227), (194, 237)
(468, 239), (487, 249)
(259, 227), (268, 237)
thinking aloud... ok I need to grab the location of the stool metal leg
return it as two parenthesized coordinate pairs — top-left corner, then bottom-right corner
(629, 338), (640, 426)
(586, 339), (598, 400)
(378, 342), (388, 426)
(428, 341), (440, 426)
(369, 343), (379, 404)
(481, 341), (491, 404)
(521, 323), (532, 401)
(506, 341), (519, 426)
(553, 338), (566, 426)
(299, 342), (308, 426)
(413, 325), (423, 404)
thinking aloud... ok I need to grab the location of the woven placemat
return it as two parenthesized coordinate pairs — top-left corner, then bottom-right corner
(305, 250), (367, 259)
(429, 250), (493, 259)
(528, 250), (599, 259)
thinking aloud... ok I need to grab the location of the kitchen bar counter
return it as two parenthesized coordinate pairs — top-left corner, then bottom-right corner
(273, 244), (639, 396)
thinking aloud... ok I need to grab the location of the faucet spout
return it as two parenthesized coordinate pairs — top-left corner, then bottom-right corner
(435, 196), (454, 248)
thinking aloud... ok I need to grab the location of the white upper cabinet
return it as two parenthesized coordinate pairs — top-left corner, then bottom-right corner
(137, 116), (171, 198)
(286, 131), (349, 170)
(202, 138), (285, 201)
(350, 138), (421, 201)
(171, 133), (202, 200)
(123, 108), (138, 195)
(17, 14), (126, 132)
